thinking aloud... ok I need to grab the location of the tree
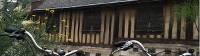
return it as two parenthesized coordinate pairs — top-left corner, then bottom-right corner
(0, 0), (57, 56)
(173, 0), (199, 31)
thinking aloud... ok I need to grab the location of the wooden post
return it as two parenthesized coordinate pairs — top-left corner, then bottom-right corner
(86, 33), (91, 44)
(100, 10), (105, 44)
(82, 34), (86, 43)
(172, 15), (177, 39)
(104, 9), (111, 44)
(193, 18), (199, 40)
(62, 12), (66, 42)
(149, 35), (154, 38)
(130, 8), (135, 38)
(110, 10), (115, 44)
(124, 9), (130, 38)
(180, 18), (186, 40)
(91, 33), (95, 44)
(164, 3), (171, 39)
(65, 12), (70, 43)
(75, 11), (79, 43)
(157, 35), (162, 38)
(118, 9), (123, 38)
(59, 13), (63, 42)
(96, 34), (100, 44)
(79, 11), (83, 43)
(70, 11), (75, 42)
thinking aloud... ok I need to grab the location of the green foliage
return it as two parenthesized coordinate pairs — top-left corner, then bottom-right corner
(173, 0), (199, 22)
(0, 0), (58, 56)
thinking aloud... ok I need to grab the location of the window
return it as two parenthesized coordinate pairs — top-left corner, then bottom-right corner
(46, 13), (60, 34)
(135, 2), (163, 34)
(82, 9), (101, 33)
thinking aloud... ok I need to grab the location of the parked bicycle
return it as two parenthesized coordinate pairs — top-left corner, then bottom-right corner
(1, 26), (195, 56)
(110, 40), (195, 56)
(2, 26), (85, 56)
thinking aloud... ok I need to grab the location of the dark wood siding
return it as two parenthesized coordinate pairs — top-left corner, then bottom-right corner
(82, 9), (101, 33)
(135, 2), (163, 34)
(33, 1), (199, 47)
(46, 13), (60, 34)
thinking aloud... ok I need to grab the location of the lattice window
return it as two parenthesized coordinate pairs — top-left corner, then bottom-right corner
(46, 13), (60, 34)
(82, 9), (101, 33)
(135, 2), (164, 34)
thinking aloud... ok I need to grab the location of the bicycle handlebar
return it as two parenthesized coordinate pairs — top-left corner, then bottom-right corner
(112, 40), (151, 56)
(4, 26), (83, 56)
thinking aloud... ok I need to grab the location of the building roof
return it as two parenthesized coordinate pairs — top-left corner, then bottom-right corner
(33, 0), (138, 10)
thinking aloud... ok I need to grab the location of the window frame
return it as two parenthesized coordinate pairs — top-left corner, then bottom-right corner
(134, 2), (164, 34)
(46, 13), (60, 34)
(82, 9), (102, 34)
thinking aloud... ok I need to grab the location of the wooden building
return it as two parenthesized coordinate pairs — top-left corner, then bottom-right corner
(31, 0), (199, 56)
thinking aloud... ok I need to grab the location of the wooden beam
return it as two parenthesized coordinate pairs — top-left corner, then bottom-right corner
(62, 12), (66, 42)
(180, 18), (186, 40)
(124, 9), (130, 38)
(86, 33), (91, 44)
(110, 10), (115, 44)
(59, 13), (63, 42)
(79, 11), (83, 43)
(82, 34), (86, 43)
(193, 18), (199, 40)
(172, 14), (177, 39)
(96, 34), (100, 44)
(149, 35), (154, 38)
(70, 11), (75, 42)
(74, 11), (79, 43)
(91, 33), (95, 44)
(100, 10), (105, 44)
(104, 9), (111, 44)
(156, 35), (162, 39)
(118, 9), (123, 38)
(164, 3), (171, 39)
(130, 8), (135, 38)
(65, 12), (70, 42)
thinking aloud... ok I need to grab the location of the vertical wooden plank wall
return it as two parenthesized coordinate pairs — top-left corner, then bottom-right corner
(42, 2), (198, 46)
(54, 8), (116, 45)
(118, 7), (135, 39)
(57, 12), (71, 43)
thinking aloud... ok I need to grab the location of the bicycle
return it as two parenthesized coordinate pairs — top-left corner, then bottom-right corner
(2, 26), (195, 56)
(110, 40), (195, 56)
(2, 26), (85, 56)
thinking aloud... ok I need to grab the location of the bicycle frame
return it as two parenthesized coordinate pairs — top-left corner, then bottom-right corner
(23, 30), (81, 56)
(111, 40), (151, 56)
